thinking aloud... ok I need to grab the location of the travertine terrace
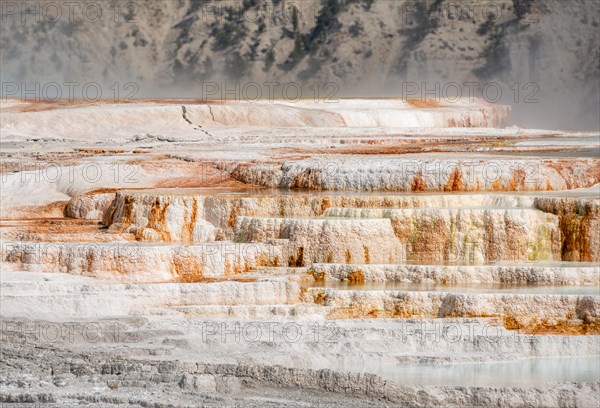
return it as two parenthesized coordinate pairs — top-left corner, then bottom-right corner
(1, 98), (599, 407)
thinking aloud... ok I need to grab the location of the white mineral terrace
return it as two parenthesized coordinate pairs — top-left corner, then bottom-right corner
(1, 99), (599, 407)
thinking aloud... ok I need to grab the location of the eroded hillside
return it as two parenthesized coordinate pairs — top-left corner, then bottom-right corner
(1, 0), (599, 129)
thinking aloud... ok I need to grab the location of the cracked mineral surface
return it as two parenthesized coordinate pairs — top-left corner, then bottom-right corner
(1, 96), (599, 408)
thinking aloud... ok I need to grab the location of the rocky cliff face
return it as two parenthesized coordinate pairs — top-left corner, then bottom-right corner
(1, 0), (598, 129)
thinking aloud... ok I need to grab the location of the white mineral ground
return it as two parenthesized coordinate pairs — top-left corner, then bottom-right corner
(1, 99), (599, 407)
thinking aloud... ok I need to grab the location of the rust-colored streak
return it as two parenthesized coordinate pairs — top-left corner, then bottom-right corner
(288, 247), (305, 267)
(410, 172), (427, 192)
(443, 168), (463, 192)
(182, 198), (199, 243)
(172, 255), (204, 283)
(148, 199), (171, 241)
(406, 99), (440, 108)
(507, 168), (526, 191)
(503, 316), (600, 335)
(319, 197), (331, 216)
(347, 270), (365, 285)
